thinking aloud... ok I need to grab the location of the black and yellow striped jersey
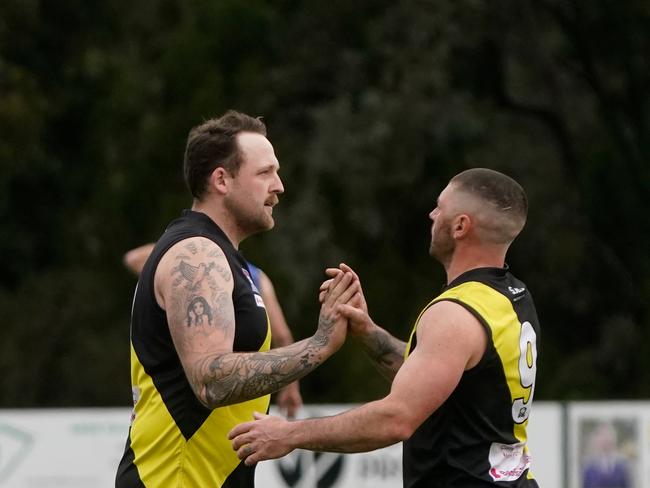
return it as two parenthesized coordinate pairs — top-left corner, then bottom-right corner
(116, 210), (271, 488)
(403, 266), (540, 488)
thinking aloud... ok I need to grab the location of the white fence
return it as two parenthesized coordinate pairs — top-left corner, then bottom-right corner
(0, 402), (647, 487)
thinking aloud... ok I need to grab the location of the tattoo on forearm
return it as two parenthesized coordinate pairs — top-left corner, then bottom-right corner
(366, 329), (400, 364)
(311, 315), (334, 347)
(197, 338), (328, 408)
(363, 329), (405, 379)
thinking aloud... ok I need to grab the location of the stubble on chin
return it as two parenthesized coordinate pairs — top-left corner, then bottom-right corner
(245, 210), (275, 236)
(429, 229), (454, 266)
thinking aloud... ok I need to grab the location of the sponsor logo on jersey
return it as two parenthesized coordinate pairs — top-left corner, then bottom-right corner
(508, 286), (526, 295)
(488, 441), (530, 482)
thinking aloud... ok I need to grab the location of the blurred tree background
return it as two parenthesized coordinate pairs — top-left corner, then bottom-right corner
(0, 0), (648, 407)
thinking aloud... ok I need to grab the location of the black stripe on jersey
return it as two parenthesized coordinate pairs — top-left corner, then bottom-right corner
(134, 345), (211, 441)
(115, 430), (146, 488)
(222, 460), (256, 488)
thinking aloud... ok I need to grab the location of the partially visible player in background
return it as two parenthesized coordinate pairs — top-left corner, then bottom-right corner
(123, 242), (302, 418)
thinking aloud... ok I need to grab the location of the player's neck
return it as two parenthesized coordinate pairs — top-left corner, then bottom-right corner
(191, 200), (244, 249)
(444, 245), (508, 284)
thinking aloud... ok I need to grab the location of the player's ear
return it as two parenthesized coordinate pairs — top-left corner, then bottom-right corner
(453, 214), (471, 239)
(209, 167), (231, 195)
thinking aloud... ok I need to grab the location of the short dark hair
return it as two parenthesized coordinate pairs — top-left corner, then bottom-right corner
(450, 168), (528, 243)
(451, 168), (528, 238)
(183, 110), (267, 199)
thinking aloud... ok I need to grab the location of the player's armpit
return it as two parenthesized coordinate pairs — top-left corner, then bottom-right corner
(155, 236), (236, 405)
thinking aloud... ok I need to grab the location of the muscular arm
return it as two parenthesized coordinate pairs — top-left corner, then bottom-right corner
(229, 300), (488, 462)
(347, 317), (406, 380)
(156, 237), (354, 410)
(195, 335), (331, 408)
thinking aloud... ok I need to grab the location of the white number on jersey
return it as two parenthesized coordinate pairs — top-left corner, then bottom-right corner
(511, 321), (537, 424)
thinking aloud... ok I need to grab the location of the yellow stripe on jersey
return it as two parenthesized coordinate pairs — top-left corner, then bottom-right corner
(406, 281), (532, 445)
(129, 320), (272, 487)
(129, 344), (183, 485)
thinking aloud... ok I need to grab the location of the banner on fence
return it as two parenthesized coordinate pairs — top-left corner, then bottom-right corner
(0, 402), (601, 487)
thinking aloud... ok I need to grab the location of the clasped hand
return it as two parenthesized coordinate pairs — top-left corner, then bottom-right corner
(316, 264), (363, 351)
(320, 263), (372, 338)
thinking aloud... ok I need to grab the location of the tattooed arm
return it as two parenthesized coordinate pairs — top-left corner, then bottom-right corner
(321, 264), (406, 380)
(347, 318), (407, 381)
(155, 236), (356, 410)
(340, 307), (406, 381)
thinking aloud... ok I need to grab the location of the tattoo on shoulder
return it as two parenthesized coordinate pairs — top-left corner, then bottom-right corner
(185, 241), (199, 255)
(214, 263), (232, 282)
(175, 260), (216, 290)
(200, 240), (214, 253)
(207, 247), (223, 259)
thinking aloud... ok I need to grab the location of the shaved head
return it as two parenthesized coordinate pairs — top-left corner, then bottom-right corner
(448, 168), (528, 244)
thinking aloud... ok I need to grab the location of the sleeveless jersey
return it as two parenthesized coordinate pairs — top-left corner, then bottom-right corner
(116, 210), (271, 488)
(402, 267), (540, 488)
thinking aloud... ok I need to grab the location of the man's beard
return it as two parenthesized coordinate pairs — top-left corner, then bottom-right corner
(429, 220), (455, 265)
(225, 195), (274, 237)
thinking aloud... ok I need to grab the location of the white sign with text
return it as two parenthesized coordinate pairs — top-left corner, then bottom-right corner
(0, 402), (564, 487)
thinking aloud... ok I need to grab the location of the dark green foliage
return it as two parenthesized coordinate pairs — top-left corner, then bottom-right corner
(1, 0), (648, 406)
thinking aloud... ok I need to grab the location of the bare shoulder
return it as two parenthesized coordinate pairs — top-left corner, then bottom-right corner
(154, 237), (234, 309)
(416, 300), (488, 370)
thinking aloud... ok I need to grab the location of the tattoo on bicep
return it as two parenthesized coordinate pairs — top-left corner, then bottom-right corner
(186, 296), (213, 326)
(170, 250), (233, 330)
(179, 288), (232, 331)
(209, 289), (233, 330)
